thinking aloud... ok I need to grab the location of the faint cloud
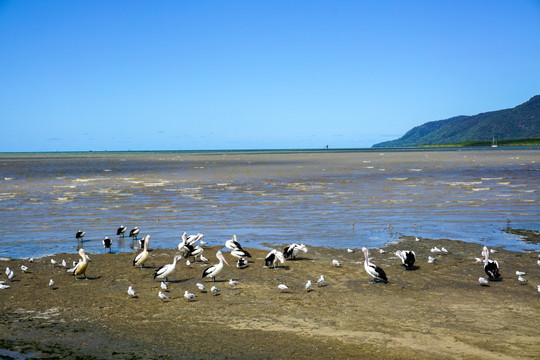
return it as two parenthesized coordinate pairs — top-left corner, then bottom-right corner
(47, 137), (62, 141)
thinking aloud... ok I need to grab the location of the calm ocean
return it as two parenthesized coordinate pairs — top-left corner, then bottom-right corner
(0, 148), (539, 258)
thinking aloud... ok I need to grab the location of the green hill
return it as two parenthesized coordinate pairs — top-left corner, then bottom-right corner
(372, 95), (540, 148)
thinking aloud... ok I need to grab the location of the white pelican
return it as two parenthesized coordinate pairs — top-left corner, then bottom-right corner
(278, 284), (288, 292)
(48, 279), (54, 288)
(283, 244), (308, 260)
(196, 283), (206, 292)
(231, 248), (252, 259)
(154, 255), (183, 282)
(185, 232), (204, 246)
(184, 290), (196, 301)
(102, 237), (112, 253)
(395, 250), (416, 269)
(305, 280), (312, 292)
(236, 258), (248, 269)
(518, 275), (527, 284)
(202, 251), (229, 282)
(127, 286), (136, 297)
(210, 285), (220, 295)
(73, 248), (89, 280)
(229, 279), (239, 287)
(117, 225), (127, 237)
(265, 249), (285, 269)
(516, 271), (526, 276)
(225, 235), (244, 251)
(76, 230), (85, 242)
(158, 291), (169, 301)
(133, 235), (151, 269)
(129, 227), (140, 240)
(362, 247), (388, 283)
(161, 281), (168, 291)
(316, 274), (325, 287)
(186, 245), (205, 262)
(479, 277), (490, 286)
(482, 246), (500, 280)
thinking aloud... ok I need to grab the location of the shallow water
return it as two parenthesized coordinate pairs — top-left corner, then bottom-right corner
(0, 148), (538, 258)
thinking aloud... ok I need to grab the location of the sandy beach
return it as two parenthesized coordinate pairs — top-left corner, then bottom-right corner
(1, 236), (539, 359)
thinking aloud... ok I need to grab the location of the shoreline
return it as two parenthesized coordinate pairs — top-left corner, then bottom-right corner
(1, 236), (539, 359)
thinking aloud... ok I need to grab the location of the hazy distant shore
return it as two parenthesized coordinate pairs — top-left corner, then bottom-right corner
(1, 236), (539, 359)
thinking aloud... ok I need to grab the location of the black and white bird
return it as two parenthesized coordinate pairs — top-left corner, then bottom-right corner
(202, 251), (229, 282)
(231, 248), (252, 259)
(225, 235), (245, 252)
(154, 255), (183, 282)
(395, 250), (416, 269)
(76, 230), (85, 242)
(117, 225), (127, 238)
(362, 247), (388, 283)
(482, 246), (501, 280)
(265, 249), (285, 269)
(129, 227), (140, 241)
(283, 243), (308, 260)
(133, 235), (151, 269)
(102, 237), (112, 253)
(236, 258), (248, 269)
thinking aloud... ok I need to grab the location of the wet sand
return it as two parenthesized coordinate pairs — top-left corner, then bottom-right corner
(1, 237), (539, 359)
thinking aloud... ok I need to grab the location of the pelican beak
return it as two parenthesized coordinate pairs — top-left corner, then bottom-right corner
(220, 253), (229, 266)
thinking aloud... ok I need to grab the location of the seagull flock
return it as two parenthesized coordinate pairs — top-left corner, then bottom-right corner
(2, 227), (540, 303)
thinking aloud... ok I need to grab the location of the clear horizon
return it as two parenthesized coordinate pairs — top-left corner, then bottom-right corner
(1, 1), (539, 152)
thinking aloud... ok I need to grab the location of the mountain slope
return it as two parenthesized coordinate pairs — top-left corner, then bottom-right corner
(372, 95), (540, 147)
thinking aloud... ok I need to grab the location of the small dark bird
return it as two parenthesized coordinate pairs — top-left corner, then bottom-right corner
(76, 230), (85, 242)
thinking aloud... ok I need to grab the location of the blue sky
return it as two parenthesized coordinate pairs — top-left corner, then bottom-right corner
(1, 1), (539, 152)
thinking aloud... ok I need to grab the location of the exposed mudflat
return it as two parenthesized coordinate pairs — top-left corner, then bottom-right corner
(1, 237), (539, 359)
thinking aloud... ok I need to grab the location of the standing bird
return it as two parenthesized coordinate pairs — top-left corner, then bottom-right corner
(283, 243), (308, 260)
(196, 283), (206, 292)
(161, 281), (168, 291)
(395, 250), (416, 269)
(278, 284), (289, 292)
(305, 280), (312, 292)
(127, 286), (136, 297)
(76, 230), (85, 242)
(184, 290), (196, 302)
(316, 275), (325, 287)
(362, 247), (388, 283)
(102, 237), (112, 253)
(210, 285), (220, 295)
(231, 248), (252, 260)
(158, 291), (169, 302)
(154, 255), (183, 282)
(21, 265), (28, 272)
(332, 259), (341, 267)
(49, 279), (55, 289)
(236, 258), (248, 269)
(133, 235), (151, 269)
(265, 249), (285, 269)
(129, 227), (140, 241)
(202, 251), (229, 282)
(229, 279), (239, 287)
(482, 246), (501, 280)
(72, 248), (89, 280)
(117, 225), (127, 238)
(225, 235), (244, 251)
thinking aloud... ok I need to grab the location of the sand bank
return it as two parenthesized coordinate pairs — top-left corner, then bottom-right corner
(1, 237), (539, 359)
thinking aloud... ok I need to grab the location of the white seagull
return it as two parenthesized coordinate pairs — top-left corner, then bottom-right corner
(158, 291), (169, 301)
(127, 286), (136, 297)
(21, 265), (28, 272)
(316, 274), (325, 287)
(278, 284), (289, 292)
(161, 281), (168, 291)
(0, 284), (10, 290)
(518, 275), (528, 284)
(515, 271), (527, 276)
(428, 256), (436, 264)
(202, 251), (229, 282)
(196, 283), (206, 292)
(478, 277), (490, 286)
(229, 279), (239, 287)
(332, 259), (341, 267)
(305, 280), (312, 292)
(210, 285), (220, 295)
(49, 279), (55, 288)
(184, 290), (197, 301)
